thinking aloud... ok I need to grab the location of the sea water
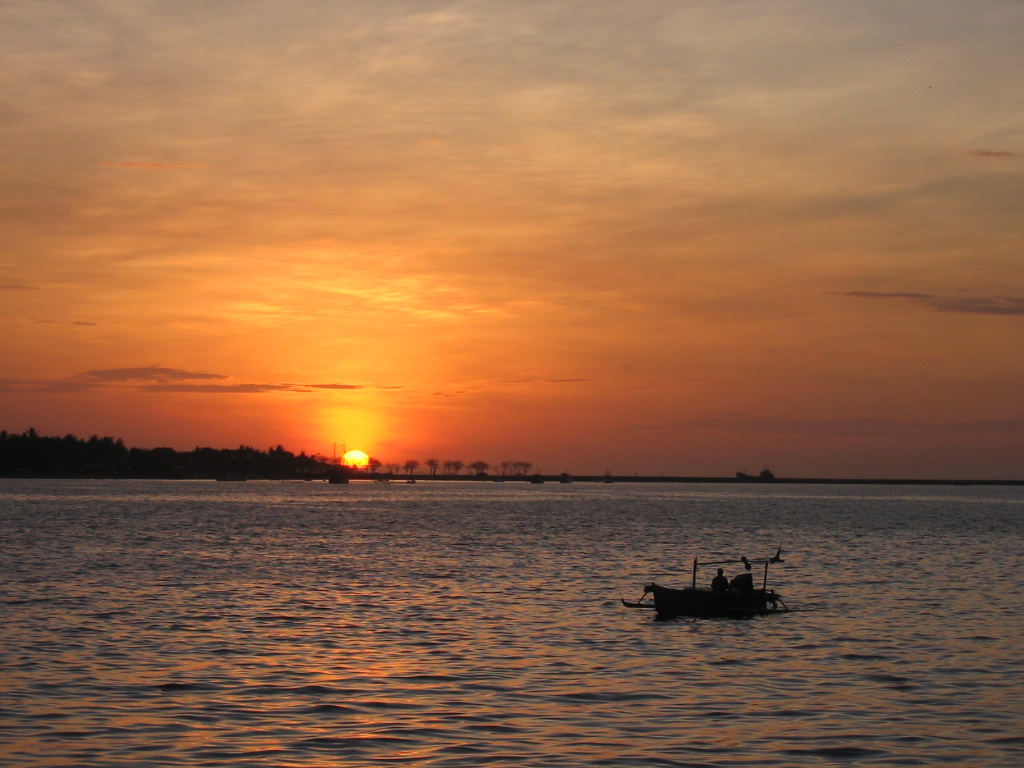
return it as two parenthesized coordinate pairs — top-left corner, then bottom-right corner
(1, 479), (1022, 767)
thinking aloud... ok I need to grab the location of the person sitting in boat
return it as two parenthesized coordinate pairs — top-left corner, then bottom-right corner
(711, 568), (729, 593)
(729, 559), (755, 594)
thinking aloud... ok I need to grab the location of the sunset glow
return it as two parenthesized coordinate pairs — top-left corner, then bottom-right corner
(2, 2), (1022, 479)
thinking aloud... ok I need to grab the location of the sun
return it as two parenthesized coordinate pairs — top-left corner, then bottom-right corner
(342, 449), (369, 468)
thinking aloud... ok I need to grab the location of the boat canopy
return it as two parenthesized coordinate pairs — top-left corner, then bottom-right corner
(690, 547), (784, 590)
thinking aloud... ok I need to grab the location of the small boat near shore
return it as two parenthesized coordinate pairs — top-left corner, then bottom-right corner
(623, 549), (789, 619)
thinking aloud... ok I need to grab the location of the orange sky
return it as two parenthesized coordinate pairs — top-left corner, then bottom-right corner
(2, 2), (1022, 479)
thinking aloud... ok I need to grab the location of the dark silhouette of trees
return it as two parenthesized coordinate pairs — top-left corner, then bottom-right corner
(0, 429), (331, 479)
(0, 430), (130, 476)
(0, 429), (538, 482)
(503, 461), (532, 477)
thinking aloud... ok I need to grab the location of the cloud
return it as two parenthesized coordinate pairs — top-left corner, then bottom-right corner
(831, 291), (1024, 316)
(106, 161), (208, 169)
(31, 319), (99, 326)
(110, 372), (366, 394)
(79, 367), (227, 383)
(0, 367), (368, 395)
(968, 149), (1018, 158)
(930, 296), (1024, 315)
(0, 379), (40, 393)
(1, 284), (38, 291)
(629, 415), (1024, 438)
(143, 383), (311, 393)
(0, 378), (94, 394)
(837, 290), (934, 300)
(499, 378), (589, 385)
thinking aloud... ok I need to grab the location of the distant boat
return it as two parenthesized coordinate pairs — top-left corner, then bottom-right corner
(736, 467), (775, 481)
(602, 471), (614, 483)
(529, 473), (545, 484)
(559, 473), (572, 483)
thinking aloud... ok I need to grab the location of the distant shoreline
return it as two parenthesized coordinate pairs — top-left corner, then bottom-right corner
(5, 431), (1020, 486)
(2, 473), (1021, 486)
(370, 474), (1024, 486)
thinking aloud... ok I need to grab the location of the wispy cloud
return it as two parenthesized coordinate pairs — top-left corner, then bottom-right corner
(836, 291), (933, 300)
(832, 291), (1024, 316)
(0, 378), (94, 394)
(144, 383), (319, 393)
(499, 378), (590, 385)
(629, 415), (1024, 438)
(0, 367), (369, 395)
(32, 319), (98, 326)
(105, 161), (208, 170)
(134, 380), (364, 397)
(968, 149), (1018, 158)
(79, 367), (227, 383)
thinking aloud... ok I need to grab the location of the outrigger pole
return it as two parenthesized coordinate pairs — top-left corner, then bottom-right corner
(690, 548), (784, 590)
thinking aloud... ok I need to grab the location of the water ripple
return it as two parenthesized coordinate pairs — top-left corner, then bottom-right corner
(2, 479), (1023, 767)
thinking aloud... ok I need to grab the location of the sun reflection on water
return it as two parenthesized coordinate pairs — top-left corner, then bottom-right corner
(1, 480), (1022, 766)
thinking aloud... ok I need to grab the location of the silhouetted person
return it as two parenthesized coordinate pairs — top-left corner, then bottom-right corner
(711, 568), (729, 593)
(730, 559), (755, 594)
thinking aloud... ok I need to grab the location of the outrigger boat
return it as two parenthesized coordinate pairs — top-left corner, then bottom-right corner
(623, 548), (789, 619)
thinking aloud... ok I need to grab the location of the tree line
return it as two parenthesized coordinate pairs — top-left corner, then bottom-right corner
(360, 458), (536, 478)
(0, 429), (534, 480)
(0, 428), (329, 479)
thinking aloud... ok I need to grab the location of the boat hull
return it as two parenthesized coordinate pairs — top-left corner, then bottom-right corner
(645, 583), (783, 618)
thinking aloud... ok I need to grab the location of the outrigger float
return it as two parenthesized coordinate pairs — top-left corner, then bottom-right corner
(623, 549), (789, 619)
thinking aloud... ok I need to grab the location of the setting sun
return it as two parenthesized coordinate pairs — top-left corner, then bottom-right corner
(342, 450), (370, 468)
